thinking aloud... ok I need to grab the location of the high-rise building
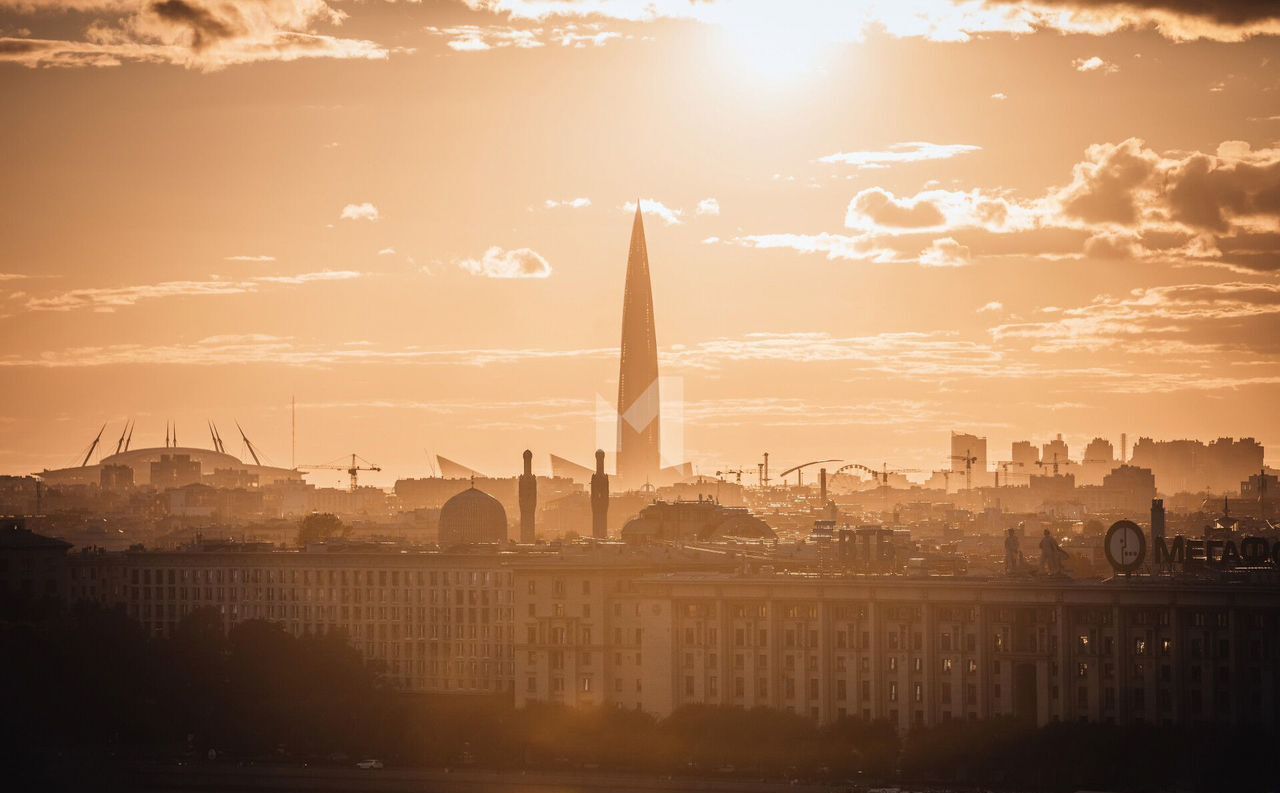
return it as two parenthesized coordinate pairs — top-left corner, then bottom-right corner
(1130, 436), (1264, 494)
(1080, 437), (1118, 486)
(616, 205), (661, 490)
(1011, 440), (1039, 469)
(950, 432), (989, 488)
(1042, 434), (1070, 469)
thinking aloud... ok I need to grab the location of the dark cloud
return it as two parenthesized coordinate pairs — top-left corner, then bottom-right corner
(0, 0), (387, 69)
(849, 188), (946, 229)
(1000, 1), (1280, 26)
(149, 0), (238, 51)
(1057, 139), (1157, 226)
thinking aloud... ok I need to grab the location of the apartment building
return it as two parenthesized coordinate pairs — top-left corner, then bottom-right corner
(635, 574), (1280, 730)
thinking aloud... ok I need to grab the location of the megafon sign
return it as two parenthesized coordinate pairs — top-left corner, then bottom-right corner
(1104, 520), (1280, 573)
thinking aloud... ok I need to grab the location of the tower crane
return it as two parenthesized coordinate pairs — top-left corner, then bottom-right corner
(300, 453), (381, 492)
(932, 469), (953, 492)
(995, 460), (1023, 488)
(949, 451), (978, 490)
(1035, 453), (1064, 476)
(776, 459), (842, 487)
(715, 469), (744, 485)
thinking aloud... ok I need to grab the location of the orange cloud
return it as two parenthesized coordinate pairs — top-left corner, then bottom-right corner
(0, 0), (389, 69)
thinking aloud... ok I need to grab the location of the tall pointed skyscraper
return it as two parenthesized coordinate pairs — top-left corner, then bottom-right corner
(616, 203), (661, 490)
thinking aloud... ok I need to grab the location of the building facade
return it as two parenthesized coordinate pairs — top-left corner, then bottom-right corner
(50, 540), (1280, 731)
(634, 575), (1279, 730)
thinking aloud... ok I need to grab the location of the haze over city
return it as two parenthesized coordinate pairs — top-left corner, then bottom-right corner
(3, 4), (1280, 793)
(3, 1), (1278, 487)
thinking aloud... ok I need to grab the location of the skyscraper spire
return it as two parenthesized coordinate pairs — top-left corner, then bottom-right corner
(616, 201), (661, 490)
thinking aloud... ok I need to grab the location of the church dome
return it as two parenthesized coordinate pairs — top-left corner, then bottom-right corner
(438, 486), (508, 545)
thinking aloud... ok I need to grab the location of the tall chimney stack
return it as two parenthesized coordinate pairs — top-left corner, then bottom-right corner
(819, 467), (828, 506)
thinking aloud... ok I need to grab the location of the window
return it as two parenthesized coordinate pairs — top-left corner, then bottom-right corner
(888, 682), (898, 702)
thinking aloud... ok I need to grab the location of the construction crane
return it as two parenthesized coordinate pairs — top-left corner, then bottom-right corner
(931, 469), (954, 492)
(777, 459), (842, 487)
(1036, 452), (1064, 476)
(715, 469), (744, 485)
(949, 452), (979, 490)
(995, 460), (1024, 488)
(300, 453), (381, 492)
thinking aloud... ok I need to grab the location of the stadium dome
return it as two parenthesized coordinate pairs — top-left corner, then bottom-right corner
(438, 486), (508, 545)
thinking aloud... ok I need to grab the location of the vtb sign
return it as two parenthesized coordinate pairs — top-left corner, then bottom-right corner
(1104, 520), (1280, 573)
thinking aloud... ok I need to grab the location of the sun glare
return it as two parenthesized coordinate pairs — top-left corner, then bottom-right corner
(721, 19), (830, 80)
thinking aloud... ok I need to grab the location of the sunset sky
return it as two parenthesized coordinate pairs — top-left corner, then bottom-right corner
(2, 1), (1278, 487)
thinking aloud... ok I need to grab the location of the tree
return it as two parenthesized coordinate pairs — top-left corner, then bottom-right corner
(296, 513), (348, 546)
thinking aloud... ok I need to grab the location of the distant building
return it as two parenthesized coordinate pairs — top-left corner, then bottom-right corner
(0, 517), (70, 601)
(951, 432), (990, 488)
(616, 205), (663, 491)
(1011, 440), (1039, 470)
(1041, 434), (1070, 470)
(1131, 436), (1264, 494)
(99, 464), (133, 491)
(40, 445), (301, 489)
(150, 454), (201, 489)
(620, 499), (775, 544)
(1080, 437), (1118, 487)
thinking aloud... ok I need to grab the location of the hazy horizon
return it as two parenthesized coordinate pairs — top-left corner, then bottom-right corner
(2, 1), (1278, 488)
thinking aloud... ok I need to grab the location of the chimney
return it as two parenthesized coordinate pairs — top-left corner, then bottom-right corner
(819, 467), (828, 506)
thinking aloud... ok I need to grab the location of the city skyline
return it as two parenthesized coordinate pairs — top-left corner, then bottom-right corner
(2, 1), (1279, 486)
